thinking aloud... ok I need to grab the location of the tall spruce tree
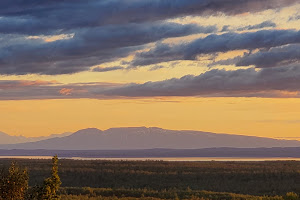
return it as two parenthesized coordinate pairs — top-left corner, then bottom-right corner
(38, 155), (62, 200)
(0, 162), (29, 200)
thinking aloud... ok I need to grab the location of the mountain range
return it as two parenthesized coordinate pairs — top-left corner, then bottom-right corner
(0, 131), (72, 145)
(0, 127), (299, 150)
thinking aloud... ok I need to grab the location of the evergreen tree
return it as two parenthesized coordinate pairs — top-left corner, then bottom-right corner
(38, 155), (62, 200)
(0, 162), (29, 200)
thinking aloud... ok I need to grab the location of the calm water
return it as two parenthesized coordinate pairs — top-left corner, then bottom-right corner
(1, 156), (300, 161)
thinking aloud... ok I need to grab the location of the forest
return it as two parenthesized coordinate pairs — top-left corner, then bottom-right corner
(0, 158), (300, 199)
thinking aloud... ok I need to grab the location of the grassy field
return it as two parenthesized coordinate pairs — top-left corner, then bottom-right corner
(1, 159), (300, 199)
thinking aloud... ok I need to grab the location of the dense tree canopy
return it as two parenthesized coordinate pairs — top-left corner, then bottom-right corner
(1, 159), (300, 200)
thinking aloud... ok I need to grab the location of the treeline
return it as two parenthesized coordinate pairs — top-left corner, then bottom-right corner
(0, 159), (299, 196)
(1, 159), (300, 199)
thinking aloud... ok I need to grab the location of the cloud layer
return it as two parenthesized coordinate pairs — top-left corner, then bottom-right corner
(0, 0), (298, 75)
(101, 65), (300, 98)
(1, 64), (300, 100)
(0, 0), (296, 35)
(236, 44), (300, 68)
(0, 22), (213, 75)
(131, 30), (300, 66)
(0, 0), (300, 100)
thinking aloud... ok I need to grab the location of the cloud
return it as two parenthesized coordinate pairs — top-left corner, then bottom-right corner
(0, 80), (57, 89)
(0, 1), (299, 100)
(0, 81), (118, 100)
(131, 29), (300, 66)
(221, 25), (231, 32)
(237, 21), (277, 31)
(100, 65), (300, 98)
(59, 88), (73, 96)
(0, 0), (296, 35)
(289, 15), (300, 21)
(0, 22), (213, 75)
(149, 65), (165, 71)
(207, 56), (244, 67)
(0, 0), (297, 75)
(2, 65), (300, 100)
(236, 44), (300, 68)
(220, 21), (276, 33)
(93, 66), (124, 72)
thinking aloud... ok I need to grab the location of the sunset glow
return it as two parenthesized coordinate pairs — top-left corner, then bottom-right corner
(0, 0), (299, 139)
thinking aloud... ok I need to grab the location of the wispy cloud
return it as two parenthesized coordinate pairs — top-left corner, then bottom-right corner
(93, 66), (124, 72)
(237, 21), (277, 31)
(59, 88), (73, 96)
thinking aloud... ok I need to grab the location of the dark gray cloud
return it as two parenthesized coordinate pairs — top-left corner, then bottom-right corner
(237, 21), (277, 31)
(0, 46), (140, 75)
(149, 65), (165, 71)
(0, 34), (38, 48)
(101, 65), (300, 98)
(207, 56), (244, 67)
(0, 0), (296, 35)
(0, 22), (213, 75)
(0, 0), (298, 82)
(0, 0), (297, 75)
(220, 21), (276, 33)
(221, 25), (231, 32)
(2, 65), (300, 100)
(212, 44), (300, 68)
(93, 66), (124, 72)
(236, 44), (300, 68)
(131, 29), (300, 66)
(0, 80), (120, 100)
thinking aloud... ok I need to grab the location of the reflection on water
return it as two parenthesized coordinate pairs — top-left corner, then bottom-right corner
(1, 156), (300, 161)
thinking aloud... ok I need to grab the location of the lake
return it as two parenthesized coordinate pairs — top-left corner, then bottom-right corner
(1, 156), (300, 161)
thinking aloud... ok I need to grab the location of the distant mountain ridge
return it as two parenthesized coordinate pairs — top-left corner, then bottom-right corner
(0, 131), (72, 145)
(0, 127), (300, 150)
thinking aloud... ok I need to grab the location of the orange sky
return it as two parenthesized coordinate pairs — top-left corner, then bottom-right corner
(1, 97), (300, 138)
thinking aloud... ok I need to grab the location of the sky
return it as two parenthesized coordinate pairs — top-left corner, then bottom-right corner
(0, 0), (300, 138)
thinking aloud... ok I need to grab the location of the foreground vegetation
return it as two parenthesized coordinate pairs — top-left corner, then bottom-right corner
(0, 156), (61, 200)
(1, 158), (300, 199)
(59, 188), (299, 200)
